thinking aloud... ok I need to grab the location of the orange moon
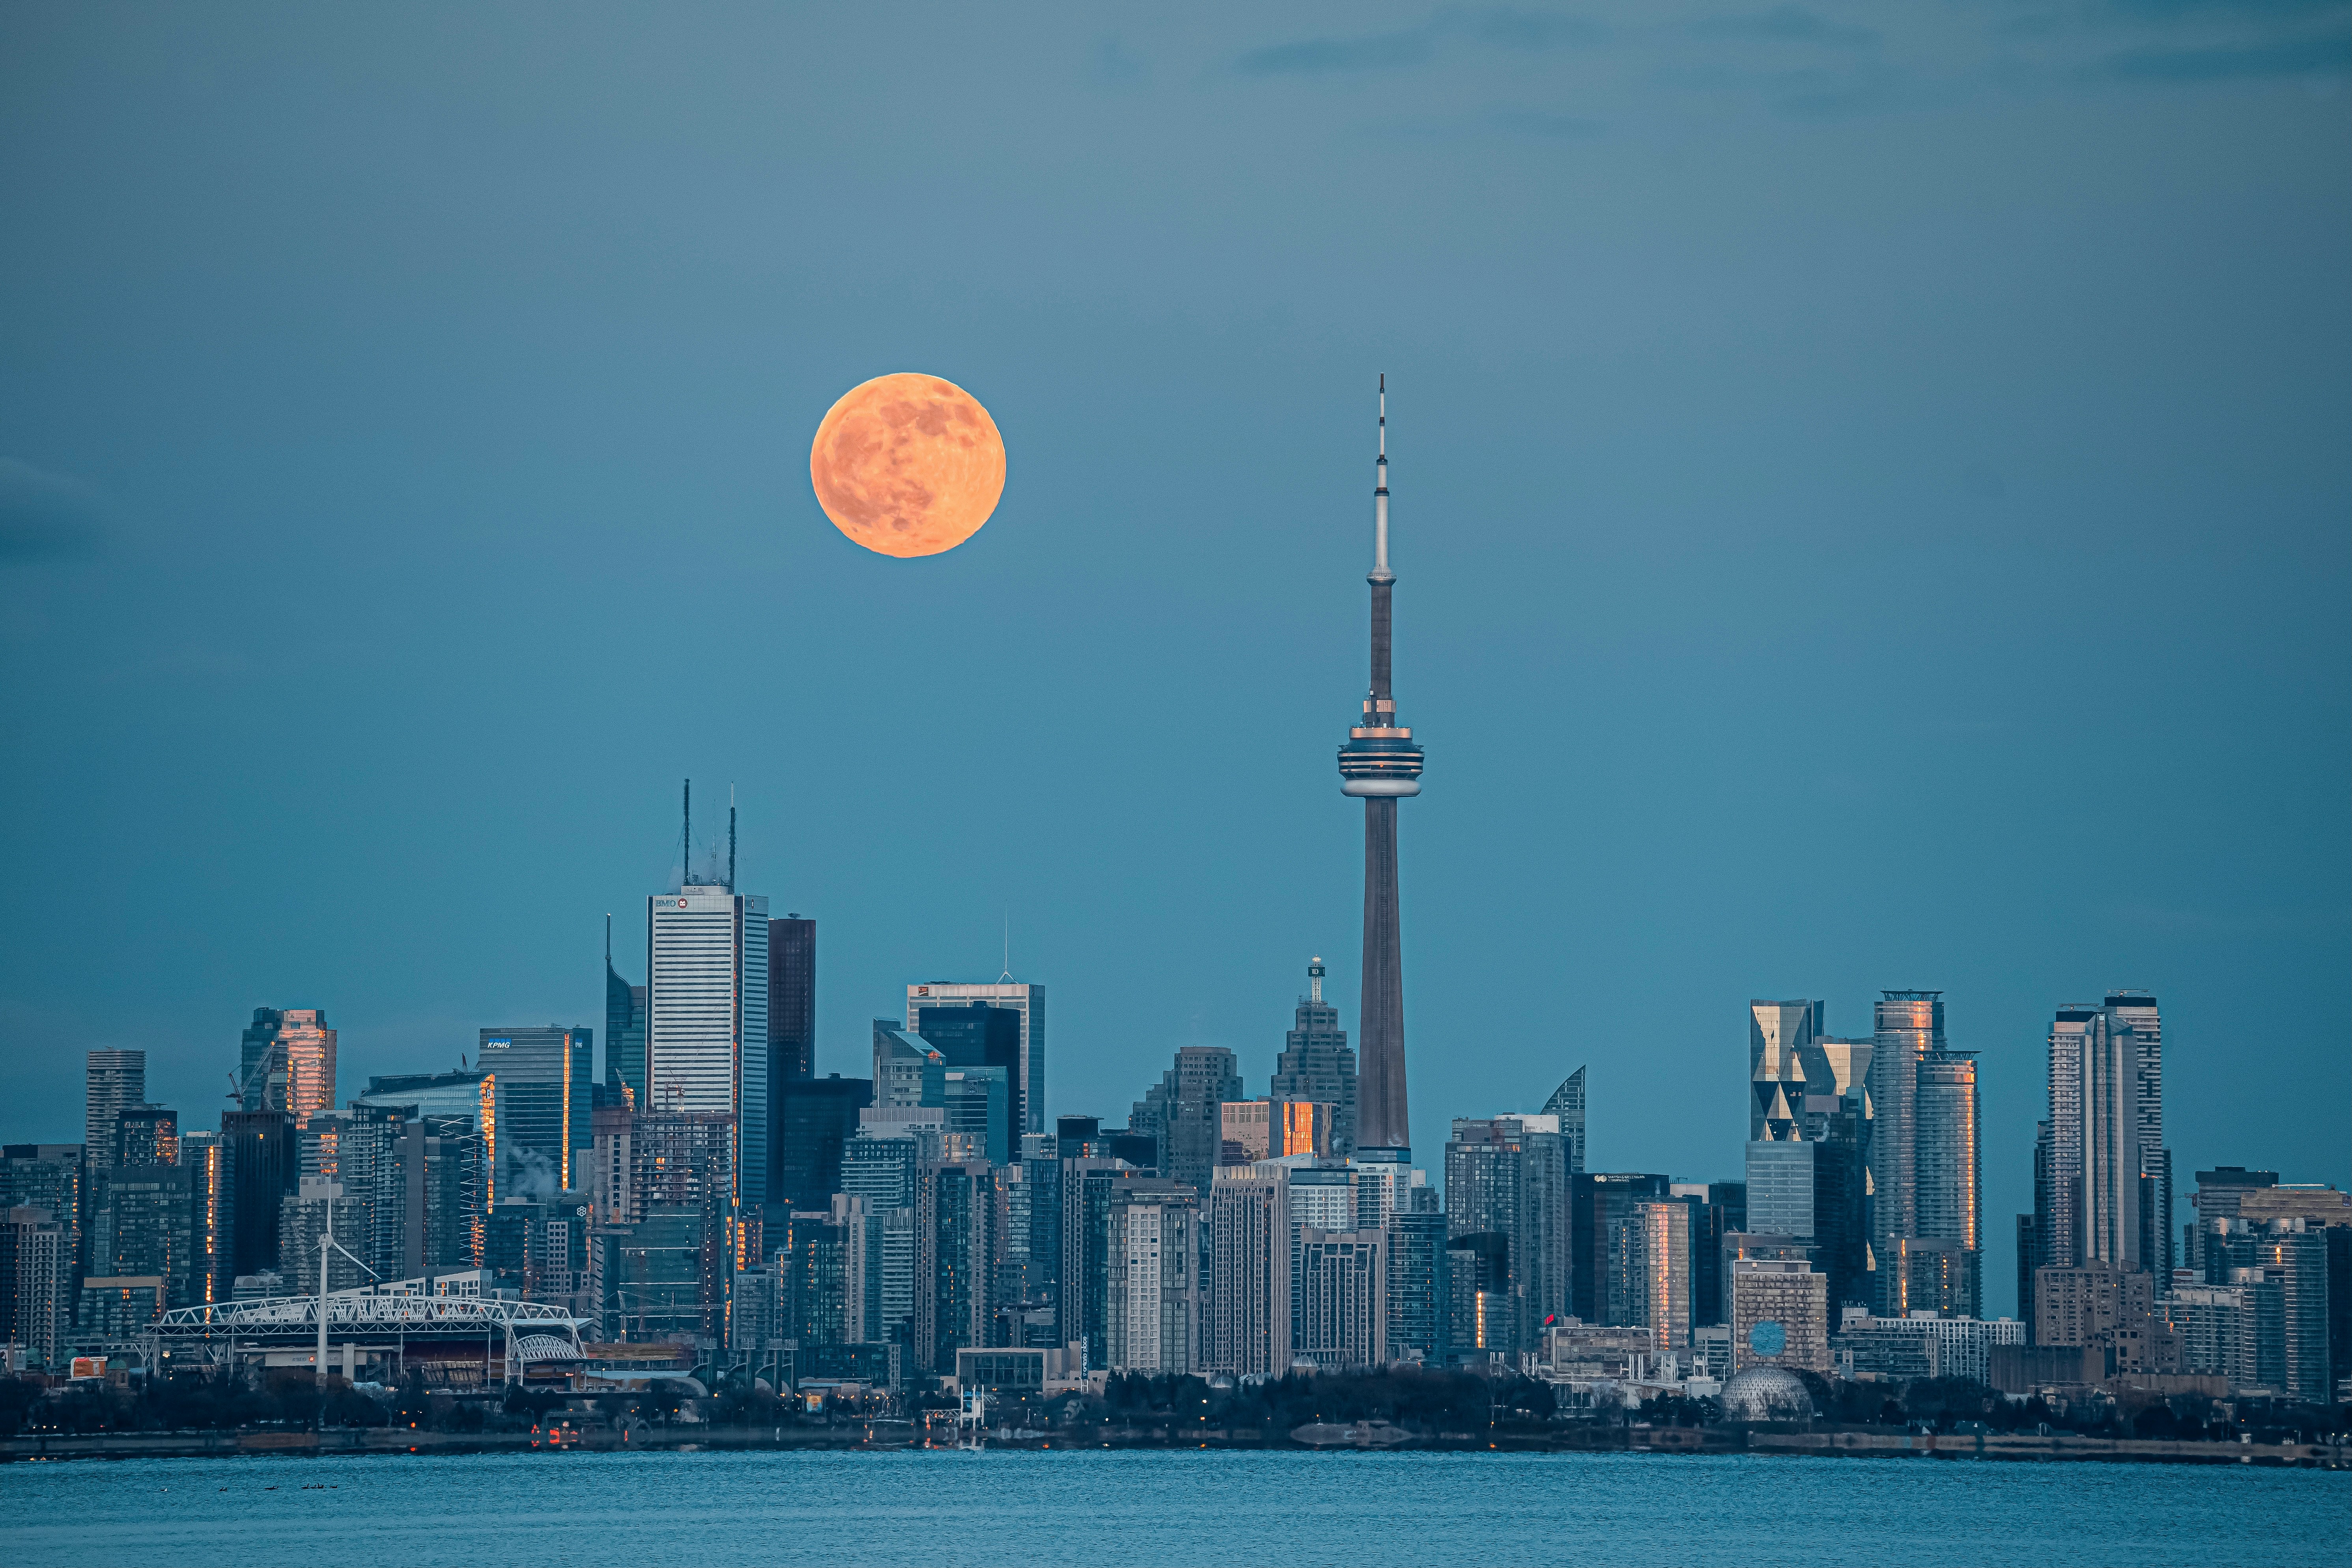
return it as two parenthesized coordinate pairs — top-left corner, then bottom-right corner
(809, 373), (1006, 557)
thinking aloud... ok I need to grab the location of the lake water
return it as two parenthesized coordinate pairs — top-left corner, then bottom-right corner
(3, 1448), (2345, 1566)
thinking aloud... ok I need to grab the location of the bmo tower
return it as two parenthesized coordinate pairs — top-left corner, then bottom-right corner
(1337, 378), (1423, 1162)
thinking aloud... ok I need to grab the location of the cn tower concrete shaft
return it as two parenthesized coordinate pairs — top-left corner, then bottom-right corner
(1359, 791), (1407, 1150)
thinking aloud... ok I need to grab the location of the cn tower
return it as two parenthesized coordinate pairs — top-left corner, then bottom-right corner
(1337, 376), (1423, 1160)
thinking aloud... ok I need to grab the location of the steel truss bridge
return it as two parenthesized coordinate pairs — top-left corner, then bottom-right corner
(151, 1271), (585, 1380)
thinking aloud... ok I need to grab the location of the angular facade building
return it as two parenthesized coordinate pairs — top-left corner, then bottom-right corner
(1745, 999), (1874, 1313)
(1543, 1068), (1588, 1176)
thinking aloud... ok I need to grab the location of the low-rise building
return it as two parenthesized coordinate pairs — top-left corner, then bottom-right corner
(949, 1343), (1091, 1395)
(1831, 1308), (2024, 1383)
(1728, 1258), (1828, 1373)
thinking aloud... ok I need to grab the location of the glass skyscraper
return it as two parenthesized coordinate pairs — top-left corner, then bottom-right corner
(908, 983), (1044, 1138)
(478, 1026), (593, 1196)
(769, 916), (816, 1084)
(605, 924), (647, 1108)
(909, 991), (1035, 1142)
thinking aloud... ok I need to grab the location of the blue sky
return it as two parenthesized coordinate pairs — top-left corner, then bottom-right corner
(3, 2), (2346, 1312)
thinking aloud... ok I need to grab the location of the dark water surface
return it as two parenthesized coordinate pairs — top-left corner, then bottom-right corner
(3, 1448), (2345, 1566)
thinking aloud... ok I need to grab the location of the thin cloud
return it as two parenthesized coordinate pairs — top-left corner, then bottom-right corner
(1490, 108), (1606, 136)
(0, 458), (108, 565)
(1238, 29), (1437, 75)
(2094, 27), (2352, 79)
(1691, 6), (1879, 48)
(1235, 7), (1603, 77)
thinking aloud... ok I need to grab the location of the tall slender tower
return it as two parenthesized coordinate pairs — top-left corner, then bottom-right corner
(1338, 376), (1423, 1158)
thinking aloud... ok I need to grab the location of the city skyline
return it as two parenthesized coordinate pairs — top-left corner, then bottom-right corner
(2, 5), (2345, 1328)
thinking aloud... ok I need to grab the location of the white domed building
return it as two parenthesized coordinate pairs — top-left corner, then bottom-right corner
(1719, 1366), (1815, 1423)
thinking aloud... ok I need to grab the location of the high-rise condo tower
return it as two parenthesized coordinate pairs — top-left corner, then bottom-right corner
(1337, 377), (1423, 1159)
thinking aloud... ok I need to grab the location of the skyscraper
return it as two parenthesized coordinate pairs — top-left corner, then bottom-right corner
(1744, 1000), (1872, 1311)
(90, 1163), (196, 1308)
(1610, 1199), (1694, 1356)
(478, 1026), (593, 1196)
(1207, 1168), (1285, 1376)
(1571, 1172), (1673, 1325)
(0, 1148), (85, 1273)
(1543, 1068), (1588, 1175)
(1129, 1045), (1244, 1194)
(1914, 1048), (1982, 1317)
(605, 916), (647, 1108)
(181, 1129), (233, 1305)
(772, 1076), (873, 1209)
(2035, 994), (2167, 1280)
(1336, 381), (1423, 1159)
(917, 1160), (999, 1376)
(941, 1069), (1009, 1166)
(1867, 991), (1940, 1310)
(1295, 1227), (1387, 1368)
(1384, 1205), (1449, 1365)
(2105, 990), (2172, 1279)
(222, 1109), (296, 1280)
(1105, 1185), (1203, 1373)
(908, 984), (1043, 1139)
(1268, 959), (1357, 1158)
(646, 874), (768, 1205)
(238, 1009), (336, 1125)
(1445, 1114), (1570, 1350)
(114, 1104), (179, 1169)
(84, 1050), (144, 1171)
(770, 915), (816, 1084)
(0, 1205), (67, 1367)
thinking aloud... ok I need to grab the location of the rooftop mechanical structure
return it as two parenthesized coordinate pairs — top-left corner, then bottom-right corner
(1338, 376), (1423, 1159)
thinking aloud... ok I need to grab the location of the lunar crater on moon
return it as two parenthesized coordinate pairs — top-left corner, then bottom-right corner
(810, 373), (1005, 558)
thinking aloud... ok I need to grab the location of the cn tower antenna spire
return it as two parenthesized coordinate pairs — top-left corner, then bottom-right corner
(1373, 373), (1391, 581)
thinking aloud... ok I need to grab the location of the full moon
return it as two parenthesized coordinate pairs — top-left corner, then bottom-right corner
(809, 373), (1006, 558)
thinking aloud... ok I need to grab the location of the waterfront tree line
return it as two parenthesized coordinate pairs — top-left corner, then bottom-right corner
(3, 1366), (2344, 1447)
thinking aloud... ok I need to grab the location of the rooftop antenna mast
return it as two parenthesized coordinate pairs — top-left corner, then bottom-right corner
(682, 779), (692, 887)
(999, 910), (1013, 983)
(729, 785), (737, 893)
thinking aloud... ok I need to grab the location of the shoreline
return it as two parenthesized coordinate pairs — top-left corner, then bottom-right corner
(5, 1426), (2343, 1468)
